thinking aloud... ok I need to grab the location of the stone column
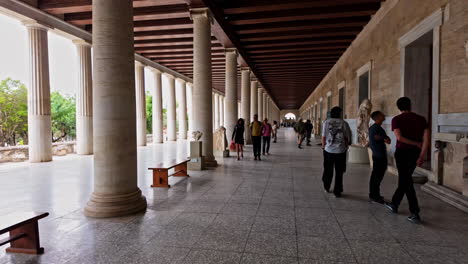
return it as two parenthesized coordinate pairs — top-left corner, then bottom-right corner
(238, 101), (241, 119)
(190, 8), (216, 165)
(219, 95), (224, 127)
(24, 21), (52, 163)
(74, 40), (93, 155)
(224, 48), (237, 140)
(176, 78), (187, 140)
(165, 74), (177, 141)
(135, 61), (147, 146)
(151, 69), (163, 143)
(85, 0), (146, 218)
(240, 68), (251, 144)
(250, 80), (258, 119)
(187, 83), (193, 137)
(214, 93), (220, 129)
(258, 88), (264, 121)
(262, 92), (267, 120)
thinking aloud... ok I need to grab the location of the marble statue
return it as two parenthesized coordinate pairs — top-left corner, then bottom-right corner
(357, 99), (373, 147)
(213, 126), (228, 151)
(192, 131), (203, 141)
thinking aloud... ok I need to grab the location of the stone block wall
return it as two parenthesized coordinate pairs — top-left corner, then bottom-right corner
(0, 142), (76, 163)
(300, 0), (468, 118)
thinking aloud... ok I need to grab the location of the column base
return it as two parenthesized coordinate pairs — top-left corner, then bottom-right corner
(214, 150), (230, 158)
(84, 189), (147, 218)
(204, 156), (218, 167)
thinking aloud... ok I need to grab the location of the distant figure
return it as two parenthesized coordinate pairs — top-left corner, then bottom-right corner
(305, 119), (313, 146)
(294, 119), (307, 149)
(250, 114), (263, 161)
(385, 97), (430, 224)
(262, 118), (272, 155)
(232, 118), (245, 161)
(321, 107), (352, 198)
(368, 111), (391, 204)
(272, 120), (279, 143)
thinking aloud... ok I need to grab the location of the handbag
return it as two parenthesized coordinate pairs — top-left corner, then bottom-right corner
(229, 141), (236, 151)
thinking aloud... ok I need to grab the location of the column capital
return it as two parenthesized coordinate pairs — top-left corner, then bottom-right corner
(72, 39), (91, 47)
(22, 19), (50, 31)
(163, 73), (175, 79)
(241, 67), (250, 73)
(224, 48), (238, 56)
(175, 78), (186, 84)
(150, 68), (162, 74)
(135, 61), (145, 68)
(189, 7), (213, 23)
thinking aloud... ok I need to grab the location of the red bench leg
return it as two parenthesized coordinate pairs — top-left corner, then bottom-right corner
(173, 163), (189, 177)
(151, 169), (170, 188)
(6, 221), (44, 255)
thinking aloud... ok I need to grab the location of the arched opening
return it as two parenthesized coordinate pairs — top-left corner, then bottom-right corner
(283, 113), (296, 127)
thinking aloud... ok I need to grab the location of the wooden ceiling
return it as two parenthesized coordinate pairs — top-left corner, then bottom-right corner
(36, 0), (383, 109)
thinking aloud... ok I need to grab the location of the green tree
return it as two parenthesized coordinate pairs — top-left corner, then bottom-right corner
(0, 78), (28, 146)
(50, 91), (76, 142)
(146, 92), (152, 134)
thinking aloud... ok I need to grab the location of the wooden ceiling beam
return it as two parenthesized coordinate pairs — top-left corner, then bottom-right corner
(243, 38), (353, 49)
(248, 46), (348, 54)
(223, 0), (382, 14)
(241, 30), (361, 42)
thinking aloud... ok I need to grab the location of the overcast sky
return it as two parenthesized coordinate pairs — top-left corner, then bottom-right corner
(0, 13), (173, 106)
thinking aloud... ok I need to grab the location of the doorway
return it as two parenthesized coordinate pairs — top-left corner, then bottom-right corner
(403, 30), (433, 169)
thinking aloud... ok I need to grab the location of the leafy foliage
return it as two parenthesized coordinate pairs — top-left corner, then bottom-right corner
(50, 91), (76, 142)
(146, 92), (152, 133)
(0, 78), (28, 146)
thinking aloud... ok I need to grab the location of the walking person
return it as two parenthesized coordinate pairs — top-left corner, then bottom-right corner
(250, 114), (263, 161)
(272, 121), (279, 143)
(321, 107), (352, 198)
(262, 119), (272, 155)
(232, 118), (245, 160)
(306, 119), (313, 146)
(368, 111), (391, 204)
(385, 97), (430, 224)
(294, 119), (307, 149)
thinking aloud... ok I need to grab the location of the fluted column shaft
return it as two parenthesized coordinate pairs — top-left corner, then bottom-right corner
(135, 62), (146, 146)
(250, 81), (258, 119)
(187, 83), (193, 136)
(214, 93), (220, 129)
(240, 68), (251, 144)
(25, 22), (52, 162)
(166, 74), (177, 141)
(224, 48), (238, 140)
(219, 95), (224, 127)
(262, 93), (267, 120)
(176, 78), (188, 139)
(258, 88), (264, 121)
(85, 0), (146, 218)
(74, 40), (93, 155)
(151, 69), (163, 143)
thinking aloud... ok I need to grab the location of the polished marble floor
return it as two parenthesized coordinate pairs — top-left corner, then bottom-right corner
(1, 128), (468, 264)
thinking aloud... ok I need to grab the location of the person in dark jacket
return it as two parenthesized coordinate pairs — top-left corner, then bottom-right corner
(232, 118), (245, 160)
(306, 119), (314, 146)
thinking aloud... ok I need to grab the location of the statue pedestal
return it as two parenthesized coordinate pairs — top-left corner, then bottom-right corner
(188, 141), (204, 170)
(348, 145), (370, 164)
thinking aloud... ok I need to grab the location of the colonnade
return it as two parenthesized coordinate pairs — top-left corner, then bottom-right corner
(21, 2), (280, 218)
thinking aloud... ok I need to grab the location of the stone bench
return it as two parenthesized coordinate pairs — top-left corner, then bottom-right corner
(0, 212), (49, 254)
(148, 159), (190, 188)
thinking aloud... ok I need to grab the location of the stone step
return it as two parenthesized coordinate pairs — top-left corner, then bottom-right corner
(422, 182), (468, 213)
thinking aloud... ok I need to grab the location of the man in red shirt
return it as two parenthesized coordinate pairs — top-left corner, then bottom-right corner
(385, 97), (430, 224)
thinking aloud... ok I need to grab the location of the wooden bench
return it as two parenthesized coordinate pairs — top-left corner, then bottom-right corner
(0, 212), (49, 254)
(148, 159), (190, 188)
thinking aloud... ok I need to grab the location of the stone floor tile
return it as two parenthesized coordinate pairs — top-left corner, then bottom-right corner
(403, 243), (468, 264)
(148, 228), (205, 248)
(245, 232), (297, 257)
(296, 219), (344, 239)
(220, 202), (259, 216)
(348, 240), (415, 263)
(297, 236), (355, 263)
(209, 214), (255, 232)
(193, 229), (250, 252)
(240, 253), (299, 264)
(179, 249), (242, 264)
(251, 216), (296, 235)
(257, 204), (295, 218)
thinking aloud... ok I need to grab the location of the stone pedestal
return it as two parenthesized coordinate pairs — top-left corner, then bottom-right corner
(348, 145), (370, 164)
(188, 141), (204, 170)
